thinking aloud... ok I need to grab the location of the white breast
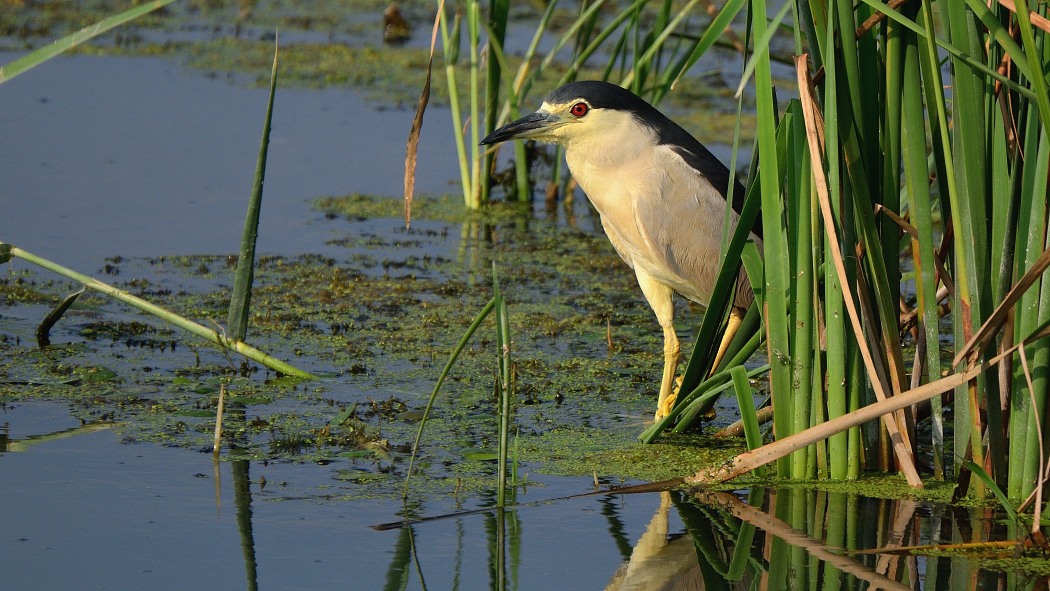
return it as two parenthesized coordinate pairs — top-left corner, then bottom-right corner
(563, 121), (745, 306)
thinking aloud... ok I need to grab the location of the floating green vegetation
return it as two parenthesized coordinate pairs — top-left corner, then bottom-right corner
(733, 473), (960, 505)
(176, 39), (438, 99)
(0, 272), (68, 305)
(975, 557), (1050, 577)
(525, 428), (744, 483)
(0, 194), (701, 500)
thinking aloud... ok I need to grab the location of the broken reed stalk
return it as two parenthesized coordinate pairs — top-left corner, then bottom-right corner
(687, 333), (1047, 485)
(4, 243), (316, 379)
(213, 384), (226, 456)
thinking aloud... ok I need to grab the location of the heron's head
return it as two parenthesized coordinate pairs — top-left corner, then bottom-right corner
(480, 81), (667, 151)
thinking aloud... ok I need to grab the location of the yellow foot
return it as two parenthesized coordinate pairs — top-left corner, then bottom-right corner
(655, 376), (684, 420)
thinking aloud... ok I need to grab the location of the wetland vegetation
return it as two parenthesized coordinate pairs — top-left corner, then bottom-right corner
(3, 0), (1050, 588)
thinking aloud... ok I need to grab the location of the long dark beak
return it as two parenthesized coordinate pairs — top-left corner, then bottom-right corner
(480, 111), (558, 145)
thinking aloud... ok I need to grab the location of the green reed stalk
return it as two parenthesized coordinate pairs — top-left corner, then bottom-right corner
(480, 0), (509, 204)
(822, 492), (847, 590)
(1008, 0), (1050, 505)
(785, 102), (816, 478)
(941, 2), (990, 494)
(438, 4), (472, 207)
(815, 0), (854, 485)
(5, 244), (315, 379)
(493, 265), (512, 507)
(730, 366), (762, 451)
(725, 489), (762, 580)
(228, 40), (278, 342)
(751, 0), (792, 477)
(479, 3), (544, 201)
(467, 0), (482, 209)
(900, 23), (944, 478)
(483, 0), (563, 200)
(1010, 123), (1050, 501)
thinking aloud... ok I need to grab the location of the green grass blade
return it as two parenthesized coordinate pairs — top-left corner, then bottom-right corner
(0, 0), (178, 84)
(227, 39), (278, 342)
(665, 0), (748, 93)
(733, 0), (792, 97)
(620, 0), (702, 90)
(403, 296), (497, 498)
(962, 460), (1018, 521)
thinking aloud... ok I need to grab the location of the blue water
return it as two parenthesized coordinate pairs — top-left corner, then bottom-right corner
(0, 400), (676, 590)
(0, 54), (459, 271)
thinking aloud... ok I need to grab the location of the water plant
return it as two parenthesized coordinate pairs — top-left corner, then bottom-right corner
(719, 0), (1050, 503)
(470, 0), (1050, 520)
(403, 264), (515, 505)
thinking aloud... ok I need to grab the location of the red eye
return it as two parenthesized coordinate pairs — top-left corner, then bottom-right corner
(570, 102), (589, 117)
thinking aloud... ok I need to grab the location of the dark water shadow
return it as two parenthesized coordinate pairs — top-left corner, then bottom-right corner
(603, 487), (1049, 590)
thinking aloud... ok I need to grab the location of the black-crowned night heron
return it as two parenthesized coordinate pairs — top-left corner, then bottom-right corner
(480, 80), (760, 420)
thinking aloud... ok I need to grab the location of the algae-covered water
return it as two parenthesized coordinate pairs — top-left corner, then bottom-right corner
(1, 4), (1047, 589)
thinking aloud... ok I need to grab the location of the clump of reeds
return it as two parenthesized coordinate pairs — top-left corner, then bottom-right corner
(430, 0), (1050, 524)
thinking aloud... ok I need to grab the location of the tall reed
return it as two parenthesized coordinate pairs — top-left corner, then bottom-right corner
(439, 0), (726, 206)
(477, 0), (1050, 511)
(680, 0), (1050, 502)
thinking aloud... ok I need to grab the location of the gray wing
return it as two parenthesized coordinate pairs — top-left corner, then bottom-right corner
(633, 146), (757, 307)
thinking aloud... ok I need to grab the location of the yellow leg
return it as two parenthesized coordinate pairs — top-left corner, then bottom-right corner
(709, 306), (746, 376)
(659, 306), (747, 419)
(635, 272), (680, 421)
(655, 323), (681, 420)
